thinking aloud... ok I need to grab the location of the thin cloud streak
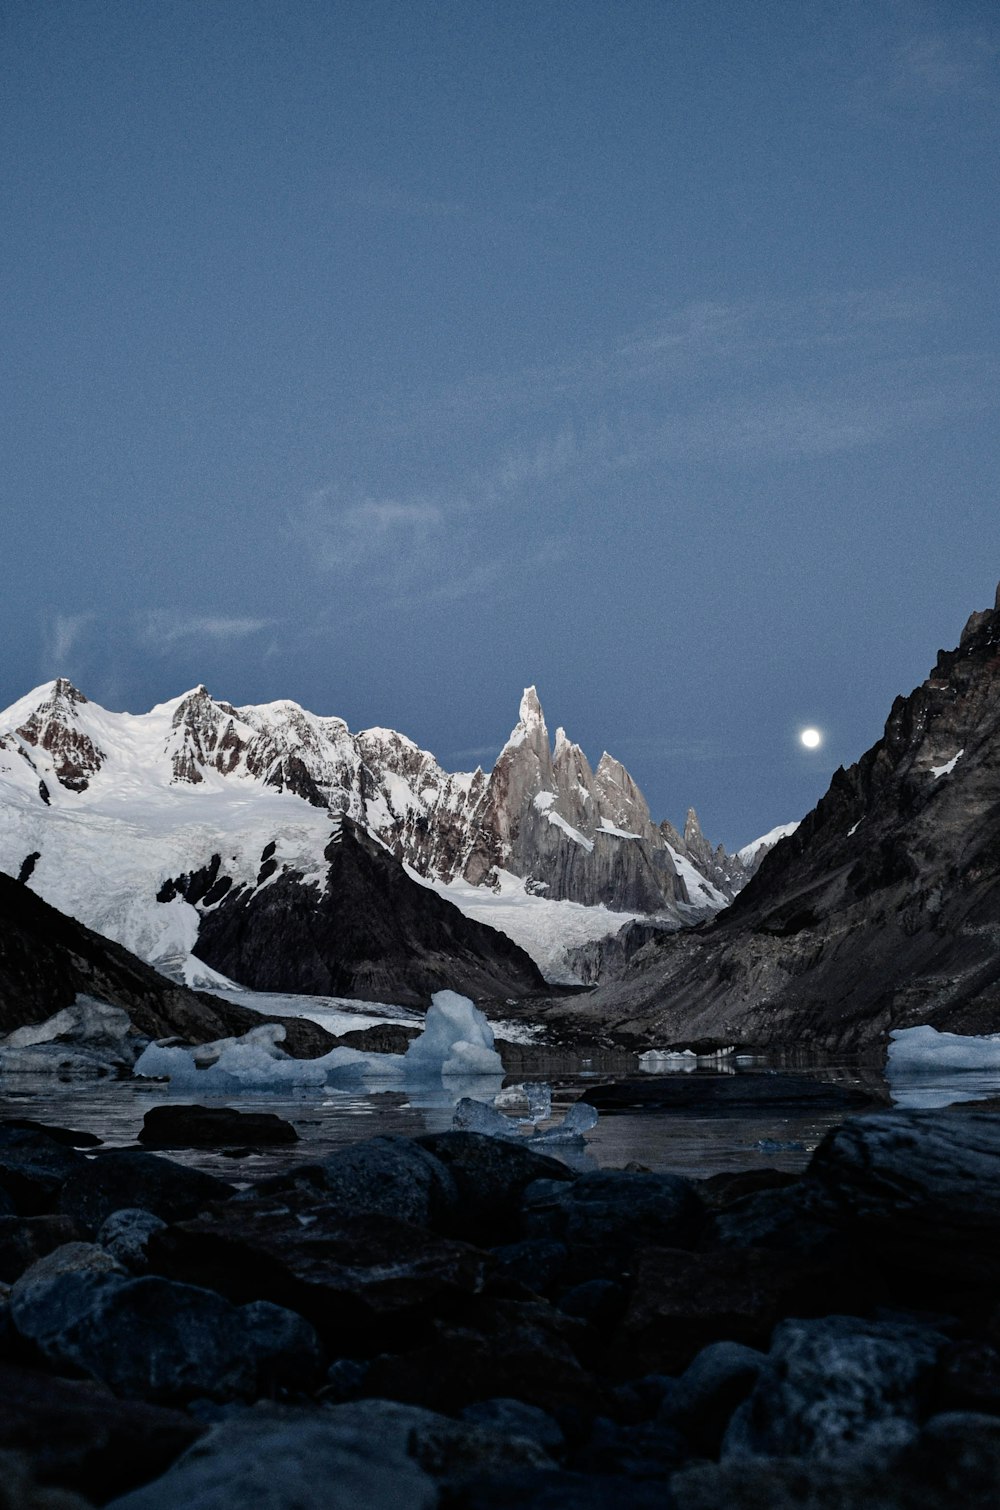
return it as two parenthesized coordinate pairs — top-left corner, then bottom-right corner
(139, 612), (276, 651)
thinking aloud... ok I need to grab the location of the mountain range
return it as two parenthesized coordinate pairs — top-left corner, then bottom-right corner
(0, 679), (775, 1000)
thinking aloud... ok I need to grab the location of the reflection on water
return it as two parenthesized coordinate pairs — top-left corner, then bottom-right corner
(3, 1053), (999, 1183)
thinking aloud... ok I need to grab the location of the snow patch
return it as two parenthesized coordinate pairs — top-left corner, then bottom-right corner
(930, 750), (964, 779)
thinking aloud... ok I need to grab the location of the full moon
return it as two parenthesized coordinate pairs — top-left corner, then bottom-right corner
(800, 727), (822, 749)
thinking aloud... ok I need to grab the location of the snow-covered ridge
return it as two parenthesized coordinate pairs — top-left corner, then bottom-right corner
(0, 677), (788, 985)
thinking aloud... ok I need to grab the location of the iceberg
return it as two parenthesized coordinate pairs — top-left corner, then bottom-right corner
(451, 1092), (598, 1146)
(133, 989), (503, 1092)
(887, 1024), (1000, 1072)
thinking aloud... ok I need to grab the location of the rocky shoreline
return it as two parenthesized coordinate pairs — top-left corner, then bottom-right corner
(0, 1102), (999, 1506)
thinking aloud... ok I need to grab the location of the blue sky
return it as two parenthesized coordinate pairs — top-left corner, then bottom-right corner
(2, 0), (998, 847)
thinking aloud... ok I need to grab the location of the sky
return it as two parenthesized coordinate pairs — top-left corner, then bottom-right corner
(2, 0), (998, 849)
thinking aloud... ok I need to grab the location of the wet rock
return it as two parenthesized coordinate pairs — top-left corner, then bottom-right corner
(257, 1135), (458, 1230)
(452, 1467), (668, 1509)
(0, 1217), (82, 1283)
(722, 1314), (947, 1459)
(58, 1150), (235, 1235)
(417, 1131), (574, 1244)
(571, 1416), (685, 1479)
(808, 1111), (1000, 1300)
(0, 1450), (91, 1508)
(934, 1340), (1000, 1417)
(556, 1279), (627, 1330)
(364, 1299), (605, 1416)
(138, 1105), (299, 1149)
(695, 1167), (802, 1210)
(11, 1262), (322, 1404)
(150, 1190), (491, 1347)
(462, 1397), (566, 1454)
(673, 1411), (1000, 1509)
(657, 1340), (766, 1456)
(0, 1121), (101, 1149)
(97, 1209), (167, 1273)
(708, 1182), (845, 1257)
(521, 1171), (702, 1280)
(105, 1404), (438, 1510)
(609, 1246), (832, 1376)
(491, 1239), (568, 1296)
(0, 1361), (202, 1501)
(0, 1130), (88, 1216)
(324, 1398), (555, 1484)
(334, 1023), (421, 1054)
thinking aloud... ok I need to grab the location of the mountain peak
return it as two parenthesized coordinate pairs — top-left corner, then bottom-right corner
(519, 686), (545, 727)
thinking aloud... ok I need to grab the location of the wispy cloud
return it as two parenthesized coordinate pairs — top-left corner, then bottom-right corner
(292, 491), (446, 573)
(139, 612), (276, 651)
(45, 611), (97, 668)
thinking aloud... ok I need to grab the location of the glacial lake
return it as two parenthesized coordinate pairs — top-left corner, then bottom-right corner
(5, 989), (999, 1183)
(4, 1055), (1000, 1186)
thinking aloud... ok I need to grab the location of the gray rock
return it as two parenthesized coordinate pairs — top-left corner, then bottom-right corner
(12, 1263), (322, 1403)
(105, 1405), (437, 1509)
(658, 1340), (766, 1456)
(0, 1216), (82, 1283)
(522, 1170), (702, 1279)
(324, 1398), (556, 1483)
(0, 1450), (91, 1509)
(417, 1130), (574, 1243)
(461, 1398), (565, 1454)
(0, 1129), (88, 1215)
(491, 1239), (568, 1295)
(808, 1111), (1000, 1294)
(58, 1150), (234, 1235)
(673, 1411), (1000, 1510)
(722, 1314), (947, 1461)
(97, 1209), (169, 1272)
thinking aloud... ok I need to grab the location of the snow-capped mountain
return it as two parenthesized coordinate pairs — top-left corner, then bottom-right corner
(0, 677), (784, 987)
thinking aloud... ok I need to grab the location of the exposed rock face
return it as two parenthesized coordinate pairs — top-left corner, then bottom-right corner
(14, 680), (105, 794)
(660, 809), (758, 901)
(190, 817), (546, 1005)
(0, 870), (335, 1050)
(463, 688), (691, 913)
(554, 587), (1000, 1051)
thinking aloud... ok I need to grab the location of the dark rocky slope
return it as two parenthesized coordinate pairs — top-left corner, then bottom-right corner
(190, 817), (547, 1006)
(537, 586), (1000, 1052)
(0, 871), (332, 1052)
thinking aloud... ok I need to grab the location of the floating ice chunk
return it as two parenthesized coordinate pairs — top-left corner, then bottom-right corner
(529, 1100), (598, 1143)
(452, 1096), (522, 1140)
(887, 1024), (1000, 1072)
(0, 996), (140, 1077)
(523, 1081), (552, 1125)
(451, 1091), (598, 1145)
(403, 991), (503, 1078)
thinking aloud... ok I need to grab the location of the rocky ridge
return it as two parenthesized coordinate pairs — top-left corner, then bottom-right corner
(542, 585), (1000, 1051)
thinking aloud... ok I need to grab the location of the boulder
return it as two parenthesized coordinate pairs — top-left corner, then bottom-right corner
(461, 1398), (565, 1454)
(0, 1361), (201, 1502)
(0, 1449), (92, 1509)
(0, 1129), (88, 1216)
(105, 1405), (438, 1510)
(609, 1246), (835, 1377)
(0, 1217), (82, 1283)
(11, 1262), (322, 1404)
(323, 1399), (555, 1485)
(521, 1171), (702, 1281)
(673, 1411), (1000, 1510)
(97, 1210), (167, 1273)
(150, 1190), (491, 1348)
(57, 1151), (234, 1235)
(721, 1314), (947, 1460)
(657, 1341), (766, 1456)
(417, 1131), (574, 1243)
(138, 1105), (299, 1149)
(808, 1111), (1000, 1300)
(363, 1298), (605, 1416)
